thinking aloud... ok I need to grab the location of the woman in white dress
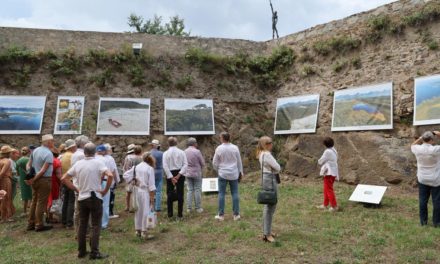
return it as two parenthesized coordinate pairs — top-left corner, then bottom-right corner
(123, 152), (156, 238)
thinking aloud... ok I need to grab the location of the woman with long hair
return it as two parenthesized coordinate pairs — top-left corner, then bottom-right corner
(0, 145), (16, 222)
(123, 152), (157, 239)
(256, 136), (281, 243)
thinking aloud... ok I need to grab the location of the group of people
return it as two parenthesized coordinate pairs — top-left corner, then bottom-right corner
(0, 130), (344, 259)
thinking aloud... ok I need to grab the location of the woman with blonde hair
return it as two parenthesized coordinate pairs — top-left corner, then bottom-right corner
(256, 136), (281, 243)
(123, 152), (156, 239)
(0, 145), (16, 222)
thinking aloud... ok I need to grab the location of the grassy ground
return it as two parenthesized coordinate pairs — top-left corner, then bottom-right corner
(1, 179), (440, 264)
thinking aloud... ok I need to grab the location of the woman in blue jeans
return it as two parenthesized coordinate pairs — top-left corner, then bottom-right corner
(257, 136), (281, 243)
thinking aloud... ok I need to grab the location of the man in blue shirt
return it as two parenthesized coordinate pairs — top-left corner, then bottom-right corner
(26, 134), (54, 232)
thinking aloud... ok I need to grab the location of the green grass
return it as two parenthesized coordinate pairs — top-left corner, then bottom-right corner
(1, 180), (440, 263)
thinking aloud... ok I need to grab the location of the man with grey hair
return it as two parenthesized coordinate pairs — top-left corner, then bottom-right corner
(26, 134), (55, 232)
(184, 137), (205, 213)
(163, 137), (188, 219)
(213, 132), (244, 221)
(411, 131), (440, 227)
(61, 143), (113, 260)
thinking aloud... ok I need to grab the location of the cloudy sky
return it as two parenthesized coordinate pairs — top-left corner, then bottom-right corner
(0, 0), (395, 41)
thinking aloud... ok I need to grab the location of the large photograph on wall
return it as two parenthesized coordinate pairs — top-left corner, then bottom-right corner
(331, 82), (393, 131)
(414, 74), (440, 126)
(164, 98), (215, 135)
(0, 96), (46, 134)
(96, 97), (150, 135)
(274, 94), (320, 134)
(54, 96), (85, 134)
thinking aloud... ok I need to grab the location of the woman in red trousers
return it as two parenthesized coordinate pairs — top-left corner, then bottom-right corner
(316, 137), (339, 212)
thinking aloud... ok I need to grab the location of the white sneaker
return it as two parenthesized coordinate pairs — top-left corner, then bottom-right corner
(109, 215), (119, 219)
(233, 215), (241, 221)
(214, 215), (224, 221)
(196, 208), (204, 213)
(186, 209), (192, 213)
(316, 205), (327, 210)
(328, 207), (339, 212)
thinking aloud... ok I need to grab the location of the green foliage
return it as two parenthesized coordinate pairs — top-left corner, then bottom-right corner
(0, 46), (35, 63)
(91, 68), (114, 87)
(366, 14), (405, 44)
(351, 57), (362, 69)
(128, 13), (190, 36)
(403, 2), (440, 27)
(312, 36), (361, 56)
(368, 15), (392, 32)
(399, 115), (413, 126)
(418, 30), (439, 51)
(9, 65), (31, 87)
(244, 116), (254, 124)
(300, 64), (317, 77)
(154, 69), (172, 87)
(428, 40), (439, 50)
(128, 64), (145, 86)
(332, 60), (348, 73)
(175, 74), (192, 90)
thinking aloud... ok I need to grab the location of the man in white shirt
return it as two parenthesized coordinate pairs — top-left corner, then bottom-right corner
(163, 137), (188, 219)
(61, 143), (113, 260)
(212, 132), (244, 221)
(411, 131), (440, 227)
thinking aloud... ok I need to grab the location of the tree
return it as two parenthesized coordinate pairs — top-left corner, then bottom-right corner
(128, 13), (190, 36)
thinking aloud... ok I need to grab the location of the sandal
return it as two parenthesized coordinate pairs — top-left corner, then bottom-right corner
(262, 235), (275, 243)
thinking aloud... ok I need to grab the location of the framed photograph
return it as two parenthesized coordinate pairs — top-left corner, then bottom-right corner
(0, 96), (46, 134)
(164, 98), (215, 135)
(414, 74), (440, 126)
(54, 96), (85, 134)
(274, 94), (320, 134)
(96, 97), (151, 135)
(331, 82), (393, 131)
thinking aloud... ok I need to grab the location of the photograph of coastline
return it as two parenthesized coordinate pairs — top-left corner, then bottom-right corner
(165, 99), (215, 135)
(0, 96), (46, 134)
(274, 94), (320, 134)
(96, 97), (150, 135)
(414, 75), (440, 126)
(332, 82), (393, 131)
(54, 96), (85, 134)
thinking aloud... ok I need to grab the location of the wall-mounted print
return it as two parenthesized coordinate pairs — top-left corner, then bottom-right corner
(54, 96), (85, 134)
(414, 75), (440, 126)
(274, 94), (320, 134)
(164, 99), (215, 135)
(331, 82), (393, 131)
(96, 98), (150, 135)
(0, 96), (46, 134)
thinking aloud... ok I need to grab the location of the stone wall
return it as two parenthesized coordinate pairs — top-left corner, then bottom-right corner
(0, 0), (439, 185)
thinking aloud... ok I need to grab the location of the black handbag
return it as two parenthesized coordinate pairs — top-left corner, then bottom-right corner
(257, 154), (277, 205)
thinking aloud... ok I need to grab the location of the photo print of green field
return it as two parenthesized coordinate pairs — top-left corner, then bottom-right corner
(164, 98), (215, 135)
(414, 74), (440, 126)
(331, 82), (393, 131)
(96, 97), (150, 135)
(54, 96), (85, 134)
(274, 94), (320, 134)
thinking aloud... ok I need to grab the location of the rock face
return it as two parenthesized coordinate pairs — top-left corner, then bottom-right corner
(0, 0), (438, 187)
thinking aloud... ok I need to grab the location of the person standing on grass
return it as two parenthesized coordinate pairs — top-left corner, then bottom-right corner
(104, 143), (120, 219)
(123, 144), (142, 212)
(150, 139), (164, 214)
(71, 135), (90, 234)
(26, 134), (54, 231)
(316, 137), (339, 212)
(17, 147), (32, 216)
(61, 143), (113, 260)
(10, 148), (20, 201)
(46, 148), (62, 224)
(163, 137), (188, 220)
(213, 132), (244, 221)
(185, 137), (205, 213)
(411, 131), (440, 227)
(61, 139), (76, 228)
(0, 145), (15, 222)
(123, 152), (156, 239)
(257, 136), (281, 243)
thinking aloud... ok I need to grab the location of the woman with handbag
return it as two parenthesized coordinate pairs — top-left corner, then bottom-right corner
(123, 152), (156, 239)
(316, 137), (339, 212)
(256, 136), (281, 243)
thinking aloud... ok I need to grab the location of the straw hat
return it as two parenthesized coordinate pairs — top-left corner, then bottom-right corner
(0, 145), (13, 154)
(64, 139), (76, 150)
(42, 134), (54, 142)
(150, 139), (160, 146)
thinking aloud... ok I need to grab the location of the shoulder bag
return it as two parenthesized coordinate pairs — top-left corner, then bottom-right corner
(257, 153), (277, 205)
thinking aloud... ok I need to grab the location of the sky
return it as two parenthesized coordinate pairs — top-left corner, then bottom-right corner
(0, 0), (395, 41)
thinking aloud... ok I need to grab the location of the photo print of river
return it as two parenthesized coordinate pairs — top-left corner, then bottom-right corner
(0, 96), (46, 134)
(414, 74), (440, 126)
